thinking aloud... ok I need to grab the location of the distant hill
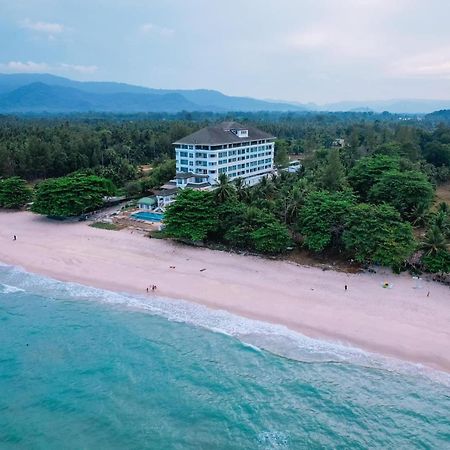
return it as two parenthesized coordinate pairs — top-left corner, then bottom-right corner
(0, 73), (305, 113)
(1, 73), (449, 114)
(425, 109), (450, 122)
(0, 82), (199, 113)
(321, 99), (450, 114)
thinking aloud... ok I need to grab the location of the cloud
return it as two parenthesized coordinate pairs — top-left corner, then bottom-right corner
(389, 49), (450, 79)
(59, 63), (98, 74)
(285, 26), (384, 60)
(0, 61), (50, 73)
(139, 23), (174, 37)
(0, 61), (98, 75)
(283, 0), (412, 60)
(20, 18), (64, 35)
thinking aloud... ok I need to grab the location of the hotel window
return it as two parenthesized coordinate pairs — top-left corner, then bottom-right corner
(180, 159), (188, 165)
(180, 151), (188, 157)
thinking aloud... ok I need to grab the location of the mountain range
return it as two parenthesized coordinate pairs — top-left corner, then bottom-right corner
(0, 73), (449, 114)
(0, 74), (304, 113)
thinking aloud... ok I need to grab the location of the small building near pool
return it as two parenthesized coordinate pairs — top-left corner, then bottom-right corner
(137, 197), (157, 210)
(154, 188), (178, 210)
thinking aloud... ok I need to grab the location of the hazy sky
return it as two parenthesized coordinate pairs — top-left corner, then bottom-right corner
(1, 0), (449, 103)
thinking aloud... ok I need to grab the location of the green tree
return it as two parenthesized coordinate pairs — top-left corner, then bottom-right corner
(224, 206), (269, 249)
(421, 250), (450, 274)
(431, 209), (450, 238)
(234, 177), (250, 202)
(274, 140), (290, 167)
(348, 155), (400, 201)
(421, 225), (448, 256)
(224, 205), (291, 253)
(32, 175), (115, 217)
(142, 159), (176, 190)
(298, 190), (356, 252)
(422, 142), (450, 167)
(164, 189), (219, 242)
(373, 142), (402, 156)
(124, 180), (143, 198)
(342, 203), (416, 268)
(251, 221), (292, 254)
(0, 177), (32, 209)
(214, 199), (246, 239)
(316, 148), (346, 192)
(368, 170), (434, 220)
(214, 173), (236, 203)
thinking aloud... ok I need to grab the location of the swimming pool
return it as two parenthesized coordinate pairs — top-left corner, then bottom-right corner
(131, 211), (164, 222)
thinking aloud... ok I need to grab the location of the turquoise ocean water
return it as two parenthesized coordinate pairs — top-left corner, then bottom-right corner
(1, 263), (449, 449)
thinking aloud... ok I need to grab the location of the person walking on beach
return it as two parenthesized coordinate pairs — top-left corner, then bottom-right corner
(146, 287), (149, 293)
(344, 284), (348, 291)
(427, 291), (430, 297)
(13, 235), (16, 241)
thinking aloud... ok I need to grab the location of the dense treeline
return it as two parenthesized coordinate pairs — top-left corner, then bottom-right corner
(165, 166), (449, 274)
(1, 112), (449, 186)
(1, 112), (449, 274)
(0, 116), (199, 182)
(163, 114), (450, 274)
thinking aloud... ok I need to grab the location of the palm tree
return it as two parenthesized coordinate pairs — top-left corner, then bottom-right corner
(437, 202), (449, 214)
(421, 225), (448, 256)
(234, 177), (249, 202)
(411, 202), (431, 227)
(243, 206), (263, 229)
(214, 173), (236, 203)
(286, 186), (303, 224)
(258, 176), (276, 199)
(433, 210), (450, 238)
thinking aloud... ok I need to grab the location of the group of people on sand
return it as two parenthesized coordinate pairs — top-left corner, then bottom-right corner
(146, 285), (157, 293)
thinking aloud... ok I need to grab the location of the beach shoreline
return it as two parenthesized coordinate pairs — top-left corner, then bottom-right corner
(1, 211), (449, 373)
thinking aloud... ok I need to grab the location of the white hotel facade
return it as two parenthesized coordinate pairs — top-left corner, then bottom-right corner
(173, 121), (276, 188)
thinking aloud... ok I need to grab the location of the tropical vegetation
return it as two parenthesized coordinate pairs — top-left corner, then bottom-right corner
(0, 112), (449, 273)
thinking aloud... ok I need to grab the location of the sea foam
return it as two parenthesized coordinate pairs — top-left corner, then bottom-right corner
(0, 283), (25, 294)
(0, 262), (449, 386)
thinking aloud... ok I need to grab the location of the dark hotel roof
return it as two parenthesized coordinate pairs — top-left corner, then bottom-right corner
(175, 173), (209, 180)
(153, 188), (178, 196)
(175, 172), (196, 179)
(173, 121), (275, 146)
(186, 182), (211, 189)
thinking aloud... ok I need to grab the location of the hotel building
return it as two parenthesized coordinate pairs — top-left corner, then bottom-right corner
(173, 121), (276, 188)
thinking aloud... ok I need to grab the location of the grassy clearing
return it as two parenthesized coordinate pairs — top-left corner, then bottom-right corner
(90, 222), (120, 231)
(435, 182), (450, 207)
(147, 230), (168, 239)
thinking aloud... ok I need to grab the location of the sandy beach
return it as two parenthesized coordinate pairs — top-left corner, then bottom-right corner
(0, 211), (449, 372)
